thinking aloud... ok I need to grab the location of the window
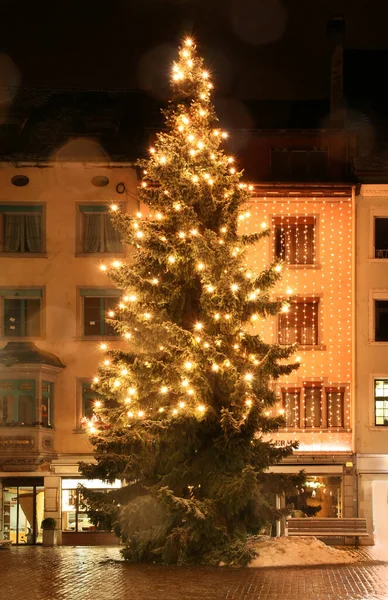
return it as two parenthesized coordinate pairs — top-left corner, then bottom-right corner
(0, 289), (42, 337)
(374, 379), (388, 426)
(61, 478), (121, 533)
(82, 383), (100, 420)
(278, 298), (319, 346)
(80, 289), (120, 337)
(282, 389), (300, 428)
(326, 387), (344, 428)
(41, 381), (53, 427)
(375, 300), (388, 341)
(0, 380), (35, 425)
(0, 205), (42, 253)
(79, 205), (122, 254)
(273, 217), (315, 265)
(304, 386), (322, 427)
(374, 218), (388, 258)
(271, 148), (328, 181)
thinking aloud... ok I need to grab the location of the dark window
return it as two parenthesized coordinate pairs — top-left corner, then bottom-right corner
(282, 390), (300, 427)
(326, 388), (344, 428)
(375, 218), (388, 258)
(2, 291), (42, 337)
(83, 295), (119, 337)
(0, 380), (35, 425)
(304, 386), (322, 427)
(274, 217), (315, 265)
(82, 383), (101, 420)
(271, 148), (328, 181)
(80, 205), (121, 253)
(11, 175), (29, 187)
(375, 379), (388, 426)
(375, 300), (388, 341)
(0, 205), (42, 253)
(278, 298), (319, 346)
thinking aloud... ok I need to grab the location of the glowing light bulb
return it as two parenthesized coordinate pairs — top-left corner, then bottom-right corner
(278, 408), (285, 415)
(251, 314), (258, 322)
(197, 263), (205, 271)
(192, 175), (199, 183)
(113, 260), (121, 268)
(179, 401), (186, 408)
(202, 71), (209, 79)
(214, 313), (220, 320)
(281, 304), (290, 313)
(129, 294), (137, 302)
(104, 360), (110, 366)
(188, 134), (195, 142)
(149, 147), (155, 154)
(244, 373), (253, 382)
(99, 264), (107, 272)
(231, 283), (239, 292)
(152, 278), (159, 285)
(181, 379), (189, 387)
(286, 288), (293, 295)
(108, 311), (114, 317)
(224, 314), (231, 320)
(245, 399), (252, 407)
(168, 256), (176, 264)
(195, 322), (203, 331)
(221, 131), (228, 139)
(221, 226), (227, 233)
(182, 116), (190, 125)
(93, 377), (99, 383)
(113, 380), (121, 388)
(121, 368), (128, 376)
(206, 285), (215, 293)
(141, 182), (147, 188)
(143, 313), (151, 320)
(172, 409), (178, 415)
(212, 364), (219, 372)
(229, 168), (235, 174)
(187, 388), (194, 396)
(127, 387), (136, 396)
(174, 203), (181, 211)
(156, 213), (163, 220)
(185, 38), (193, 47)
(161, 386), (168, 394)
(178, 231), (186, 239)
(100, 343), (107, 351)
(191, 228), (198, 235)
(111, 204), (118, 212)
(160, 156), (166, 164)
(136, 231), (144, 239)
(158, 407), (164, 413)
(197, 405), (205, 413)
(296, 356), (301, 363)
(95, 400), (102, 408)
(184, 361), (193, 370)
(197, 141), (204, 149)
(275, 265), (282, 272)
(138, 410), (145, 418)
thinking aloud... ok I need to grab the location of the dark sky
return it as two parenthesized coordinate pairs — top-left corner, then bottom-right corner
(1, 0), (388, 101)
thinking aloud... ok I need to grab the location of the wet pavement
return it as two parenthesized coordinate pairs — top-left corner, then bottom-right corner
(0, 545), (388, 600)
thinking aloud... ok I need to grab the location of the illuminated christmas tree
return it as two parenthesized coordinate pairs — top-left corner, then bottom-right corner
(80, 38), (301, 566)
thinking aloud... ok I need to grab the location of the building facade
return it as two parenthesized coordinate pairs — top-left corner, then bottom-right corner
(355, 182), (388, 545)
(0, 162), (138, 545)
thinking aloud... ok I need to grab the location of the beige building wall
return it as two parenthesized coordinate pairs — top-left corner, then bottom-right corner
(356, 184), (388, 544)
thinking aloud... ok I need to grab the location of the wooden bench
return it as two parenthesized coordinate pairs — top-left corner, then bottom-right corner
(286, 518), (369, 547)
(0, 539), (12, 549)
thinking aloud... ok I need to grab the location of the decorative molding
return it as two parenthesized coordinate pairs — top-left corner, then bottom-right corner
(361, 185), (388, 197)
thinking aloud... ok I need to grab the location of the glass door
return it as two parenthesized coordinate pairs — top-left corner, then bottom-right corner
(2, 481), (44, 544)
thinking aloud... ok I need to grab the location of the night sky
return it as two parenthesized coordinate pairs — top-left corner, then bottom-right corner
(1, 0), (388, 103)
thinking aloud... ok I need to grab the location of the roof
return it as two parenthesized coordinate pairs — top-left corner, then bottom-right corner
(0, 342), (65, 369)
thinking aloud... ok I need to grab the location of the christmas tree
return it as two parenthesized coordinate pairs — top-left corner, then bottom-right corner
(80, 38), (301, 566)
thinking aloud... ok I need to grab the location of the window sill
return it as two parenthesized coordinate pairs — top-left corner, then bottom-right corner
(278, 427), (348, 432)
(75, 252), (126, 258)
(0, 253), (48, 258)
(75, 336), (121, 342)
(284, 264), (321, 270)
(368, 258), (388, 263)
(0, 336), (45, 341)
(279, 344), (326, 351)
(368, 426), (388, 430)
(367, 341), (388, 345)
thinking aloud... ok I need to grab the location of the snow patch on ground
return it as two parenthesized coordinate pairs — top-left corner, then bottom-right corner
(249, 536), (362, 568)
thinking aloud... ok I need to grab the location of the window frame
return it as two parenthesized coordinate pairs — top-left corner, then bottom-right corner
(369, 291), (388, 344)
(75, 203), (125, 257)
(0, 288), (44, 339)
(0, 379), (36, 425)
(41, 380), (53, 427)
(79, 288), (121, 339)
(277, 296), (320, 348)
(0, 203), (46, 256)
(272, 215), (319, 268)
(374, 378), (388, 426)
(279, 382), (346, 431)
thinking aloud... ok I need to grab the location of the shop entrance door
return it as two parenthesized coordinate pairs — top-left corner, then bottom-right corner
(3, 478), (44, 544)
(372, 479), (388, 543)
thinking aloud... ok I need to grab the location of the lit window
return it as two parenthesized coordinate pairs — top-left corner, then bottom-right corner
(80, 290), (120, 337)
(0, 205), (43, 253)
(374, 379), (388, 426)
(326, 387), (344, 428)
(278, 298), (319, 346)
(1, 289), (42, 337)
(41, 381), (53, 427)
(282, 389), (300, 428)
(304, 386), (322, 428)
(79, 205), (122, 254)
(273, 217), (315, 265)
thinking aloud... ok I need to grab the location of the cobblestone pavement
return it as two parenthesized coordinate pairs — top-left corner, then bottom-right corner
(0, 546), (388, 600)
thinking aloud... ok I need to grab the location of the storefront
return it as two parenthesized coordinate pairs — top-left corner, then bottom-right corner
(2, 477), (44, 544)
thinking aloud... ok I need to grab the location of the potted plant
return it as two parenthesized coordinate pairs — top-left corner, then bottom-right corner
(41, 518), (57, 546)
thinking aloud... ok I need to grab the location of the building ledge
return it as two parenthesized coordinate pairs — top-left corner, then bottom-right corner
(0, 342), (65, 368)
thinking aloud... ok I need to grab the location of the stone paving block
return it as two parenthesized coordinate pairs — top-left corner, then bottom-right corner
(0, 546), (387, 600)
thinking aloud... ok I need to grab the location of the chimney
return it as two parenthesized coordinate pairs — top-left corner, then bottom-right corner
(327, 16), (345, 127)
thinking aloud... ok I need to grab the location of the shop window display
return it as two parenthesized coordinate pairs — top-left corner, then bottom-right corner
(286, 475), (342, 518)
